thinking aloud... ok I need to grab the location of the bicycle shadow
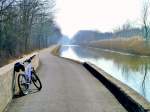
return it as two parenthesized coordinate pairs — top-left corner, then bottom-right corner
(13, 88), (40, 99)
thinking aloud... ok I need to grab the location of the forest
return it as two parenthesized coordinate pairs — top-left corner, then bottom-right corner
(0, 0), (62, 66)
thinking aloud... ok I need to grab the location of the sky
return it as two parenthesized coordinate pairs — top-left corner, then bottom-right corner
(55, 0), (143, 37)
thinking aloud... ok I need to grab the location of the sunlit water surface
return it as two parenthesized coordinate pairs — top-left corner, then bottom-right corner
(59, 45), (150, 102)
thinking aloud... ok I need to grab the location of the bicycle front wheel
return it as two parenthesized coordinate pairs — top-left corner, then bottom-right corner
(31, 71), (42, 90)
(18, 74), (29, 95)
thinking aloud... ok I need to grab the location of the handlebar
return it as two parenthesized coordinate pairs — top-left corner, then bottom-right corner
(23, 55), (36, 63)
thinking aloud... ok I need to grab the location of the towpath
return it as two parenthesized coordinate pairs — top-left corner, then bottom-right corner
(6, 48), (127, 112)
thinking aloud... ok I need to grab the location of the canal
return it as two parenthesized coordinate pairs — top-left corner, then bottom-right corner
(59, 45), (150, 102)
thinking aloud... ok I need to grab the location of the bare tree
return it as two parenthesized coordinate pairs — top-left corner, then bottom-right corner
(0, 0), (62, 67)
(0, 0), (15, 22)
(142, 0), (150, 40)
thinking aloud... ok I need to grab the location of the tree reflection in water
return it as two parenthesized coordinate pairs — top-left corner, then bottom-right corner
(59, 46), (150, 102)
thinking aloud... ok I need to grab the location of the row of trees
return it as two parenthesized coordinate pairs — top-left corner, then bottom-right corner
(0, 0), (61, 65)
(112, 0), (150, 40)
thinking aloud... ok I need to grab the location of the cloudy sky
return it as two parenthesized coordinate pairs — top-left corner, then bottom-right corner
(55, 0), (143, 37)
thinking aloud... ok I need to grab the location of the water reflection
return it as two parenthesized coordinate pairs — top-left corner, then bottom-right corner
(59, 46), (150, 102)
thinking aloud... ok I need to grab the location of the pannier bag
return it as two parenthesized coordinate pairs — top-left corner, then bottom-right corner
(14, 62), (25, 72)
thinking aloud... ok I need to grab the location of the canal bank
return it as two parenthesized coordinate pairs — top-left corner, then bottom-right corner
(6, 46), (127, 112)
(53, 45), (150, 112)
(83, 62), (150, 112)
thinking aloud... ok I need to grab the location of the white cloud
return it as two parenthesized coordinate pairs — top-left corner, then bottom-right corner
(55, 0), (142, 37)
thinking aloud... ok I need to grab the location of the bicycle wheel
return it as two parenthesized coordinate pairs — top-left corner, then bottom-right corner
(31, 71), (42, 90)
(18, 74), (29, 95)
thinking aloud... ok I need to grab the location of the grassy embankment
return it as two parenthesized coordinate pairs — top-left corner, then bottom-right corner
(0, 45), (60, 67)
(0, 50), (37, 67)
(89, 36), (150, 56)
(51, 45), (60, 56)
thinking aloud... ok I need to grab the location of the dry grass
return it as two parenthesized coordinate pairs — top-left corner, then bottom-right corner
(90, 36), (150, 56)
(50, 45), (60, 56)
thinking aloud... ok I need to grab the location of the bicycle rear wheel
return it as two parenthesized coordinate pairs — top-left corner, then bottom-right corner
(31, 71), (42, 90)
(18, 74), (29, 95)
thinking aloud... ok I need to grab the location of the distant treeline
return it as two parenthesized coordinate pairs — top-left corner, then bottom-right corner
(71, 28), (144, 44)
(113, 28), (142, 38)
(0, 0), (62, 66)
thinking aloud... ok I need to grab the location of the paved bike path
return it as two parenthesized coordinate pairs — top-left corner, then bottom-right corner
(6, 48), (127, 112)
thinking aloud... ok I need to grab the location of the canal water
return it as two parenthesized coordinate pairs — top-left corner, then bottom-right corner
(59, 45), (150, 102)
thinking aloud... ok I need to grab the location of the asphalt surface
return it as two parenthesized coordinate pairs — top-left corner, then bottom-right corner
(6, 48), (127, 112)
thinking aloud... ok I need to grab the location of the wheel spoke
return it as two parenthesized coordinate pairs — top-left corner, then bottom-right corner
(18, 74), (29, 95)
(31, 72), (42, 90)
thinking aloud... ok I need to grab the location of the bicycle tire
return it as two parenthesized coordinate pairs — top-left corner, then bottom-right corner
(31, 71), (42, 90)
(18, 74), (29, 95)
